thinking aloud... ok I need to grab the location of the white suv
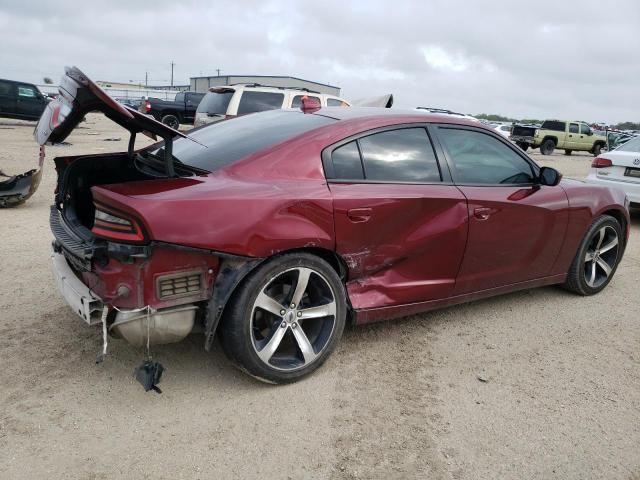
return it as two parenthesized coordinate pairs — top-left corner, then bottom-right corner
(194, 84), (350, 127)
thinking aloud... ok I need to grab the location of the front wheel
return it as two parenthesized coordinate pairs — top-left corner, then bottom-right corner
(563, 215), (623, 295)
(516, 142), (529, 151)
(219, 253), (347, 383)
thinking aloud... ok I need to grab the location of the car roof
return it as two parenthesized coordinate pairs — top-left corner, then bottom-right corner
(307, 106), (487, 129)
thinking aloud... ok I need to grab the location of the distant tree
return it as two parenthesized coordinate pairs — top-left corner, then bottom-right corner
(612, 121), (640, 130)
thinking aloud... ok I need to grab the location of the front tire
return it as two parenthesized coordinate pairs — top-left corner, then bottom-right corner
(563, 215), (623, 295)
(219, 253), (347, 383)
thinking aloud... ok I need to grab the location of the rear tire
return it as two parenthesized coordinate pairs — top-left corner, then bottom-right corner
(516, 142), (529, 151)
(219, 253), (347, 384)
(161, 114), (180, 130)
(563, 215), (623, 296)
(564, 150), (572, 156)
(540, 139), (555, 155)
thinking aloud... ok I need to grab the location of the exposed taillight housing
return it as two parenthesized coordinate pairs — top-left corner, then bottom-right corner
(300, 95), (321, 113)
(91, 203), (147, 243)
(144, 100), (151, 113)
(591, 157), (612, 168)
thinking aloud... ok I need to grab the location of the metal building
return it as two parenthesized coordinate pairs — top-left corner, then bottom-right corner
(190, 75), (340, 96)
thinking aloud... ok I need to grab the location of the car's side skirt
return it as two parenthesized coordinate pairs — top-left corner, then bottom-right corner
(354, 274), (567, 325)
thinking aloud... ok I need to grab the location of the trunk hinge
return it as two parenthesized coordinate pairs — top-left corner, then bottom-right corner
(127, 132), (136, 159)
(163, 135), (175, 177)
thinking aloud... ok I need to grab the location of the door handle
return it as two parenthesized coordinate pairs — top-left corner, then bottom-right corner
(473, 207), (496, 220)
(347, 208), (372, 223)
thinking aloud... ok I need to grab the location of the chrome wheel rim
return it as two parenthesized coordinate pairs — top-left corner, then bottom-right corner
(250, 267), (337, 371)
(584, 225), (619, 288)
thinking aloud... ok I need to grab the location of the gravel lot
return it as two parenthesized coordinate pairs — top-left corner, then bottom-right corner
(1, 115), (638, 480)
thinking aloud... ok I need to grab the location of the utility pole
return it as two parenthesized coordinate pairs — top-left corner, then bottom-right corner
(170, 61), (175, 87)
(216, 68), (221, 77)
(145, 71), (148, 88)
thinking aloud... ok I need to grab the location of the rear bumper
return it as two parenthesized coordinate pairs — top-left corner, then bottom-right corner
(586, 172), (640, 204)
(509, 135), (535, 145)
(52, 250), (104, 325)
(0, 168), (42, 207)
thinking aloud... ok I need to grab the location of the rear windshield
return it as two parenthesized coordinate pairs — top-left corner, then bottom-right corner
(196, 90), (234, 115)
(163, 110), (335, 171)
(541, 120), (565, 132)
(614, 136), (640, 152)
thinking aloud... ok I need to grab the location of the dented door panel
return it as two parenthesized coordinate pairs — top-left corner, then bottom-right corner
(330, 183), (468, 309)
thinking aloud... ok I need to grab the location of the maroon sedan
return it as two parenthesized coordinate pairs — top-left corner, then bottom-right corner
(40, 68), (629, 384)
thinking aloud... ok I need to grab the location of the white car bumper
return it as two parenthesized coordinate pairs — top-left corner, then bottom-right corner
(586, 172), (640, 204)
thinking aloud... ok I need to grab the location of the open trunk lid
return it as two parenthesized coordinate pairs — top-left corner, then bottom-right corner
(35, 66), (187, 146)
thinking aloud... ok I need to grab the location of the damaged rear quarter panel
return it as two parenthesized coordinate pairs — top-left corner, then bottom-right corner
(91, 173), (336, 258)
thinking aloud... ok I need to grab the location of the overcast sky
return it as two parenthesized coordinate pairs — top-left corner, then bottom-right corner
(1, 0), (638, 122)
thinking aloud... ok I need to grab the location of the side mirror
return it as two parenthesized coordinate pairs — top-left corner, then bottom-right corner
(539, 166), (562, 186)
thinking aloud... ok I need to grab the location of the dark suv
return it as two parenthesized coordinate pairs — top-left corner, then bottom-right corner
(0, 78), (48, 121)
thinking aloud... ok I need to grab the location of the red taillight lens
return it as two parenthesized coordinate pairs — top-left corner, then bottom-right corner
(592, 157), (612, 168)
(91, 203), (147, 243)
(144, 100), (151, 113)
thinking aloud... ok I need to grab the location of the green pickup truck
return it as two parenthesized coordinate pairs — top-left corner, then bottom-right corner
(510, 120), (606, 156)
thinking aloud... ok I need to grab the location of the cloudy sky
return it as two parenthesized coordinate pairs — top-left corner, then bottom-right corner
(1, 0), (638, 122)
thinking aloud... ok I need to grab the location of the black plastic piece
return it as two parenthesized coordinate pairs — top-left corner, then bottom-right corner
(134, 360), (164, 393)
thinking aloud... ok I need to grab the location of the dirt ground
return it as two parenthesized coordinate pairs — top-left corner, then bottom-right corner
(1, 114), (638, 480)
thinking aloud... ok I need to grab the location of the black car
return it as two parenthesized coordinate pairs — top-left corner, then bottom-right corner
(0, 78), (48, 121)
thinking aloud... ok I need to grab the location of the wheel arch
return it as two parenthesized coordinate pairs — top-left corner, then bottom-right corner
(542, 135), (558, 145)
(600, 208), (628, 247)
(203, 247), (353, 350)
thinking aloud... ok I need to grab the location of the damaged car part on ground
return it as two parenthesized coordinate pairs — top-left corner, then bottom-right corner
(0, 145), (45, 207)
(42, 67), (631, 385)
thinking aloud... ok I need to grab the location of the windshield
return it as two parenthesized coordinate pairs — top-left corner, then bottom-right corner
(196, 90), (234, 115)
(158, 110), (335, 171)
(614, 135), (640, 152)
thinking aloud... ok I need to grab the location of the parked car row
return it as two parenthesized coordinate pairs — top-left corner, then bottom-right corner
(37, 67), (630, 386)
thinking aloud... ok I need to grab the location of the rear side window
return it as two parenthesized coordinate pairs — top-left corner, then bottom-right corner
(327, 98), (348, 107)
(166, 110), (335, 171)
(196, 91), (234, 115)
(237, 91), (285, 114)
(580, 124), (592, 135)
(187, 93), (204, 105)
(541, 120), (566, 132)
(569, 123), (579, 133)
(438, 128), (535, 185)
(291, 95), (321, 108)
(175, 93), (185, 103)
(327, 128), (441, 183)
(331, 142), (364, 179)
(17, 85), (37, 97)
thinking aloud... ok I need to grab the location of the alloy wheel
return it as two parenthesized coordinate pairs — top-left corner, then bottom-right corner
(250, 267), (337, 371)
(583, 225), (619, 288)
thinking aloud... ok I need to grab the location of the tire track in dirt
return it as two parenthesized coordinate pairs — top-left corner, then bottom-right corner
(329, 315), (451, 479)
